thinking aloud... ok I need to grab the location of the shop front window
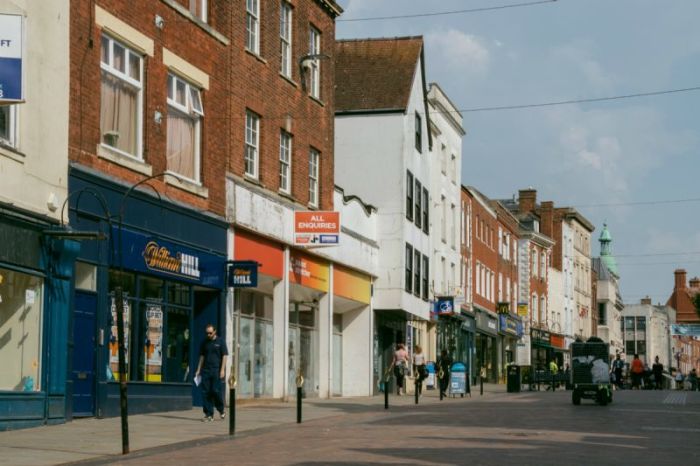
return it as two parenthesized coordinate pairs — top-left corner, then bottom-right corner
(0, 268), (43, 392)
(108, 270), (194, 384)
(289, 301), (318, 397)
(236, 290), (274, 398)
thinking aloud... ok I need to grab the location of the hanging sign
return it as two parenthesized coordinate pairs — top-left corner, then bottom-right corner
(0, 14), (23, 102)
(294, 211), (340, 246)
(435, 297), (455, 315)
(227, 260), (258, 288)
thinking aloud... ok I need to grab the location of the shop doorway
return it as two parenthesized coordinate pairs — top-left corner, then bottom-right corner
(71, 291), (97, 417)
(238, 317), (273, 398)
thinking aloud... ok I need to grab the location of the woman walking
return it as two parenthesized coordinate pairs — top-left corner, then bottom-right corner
(413, 345), (427, 396)
(392, 343), (410, 395)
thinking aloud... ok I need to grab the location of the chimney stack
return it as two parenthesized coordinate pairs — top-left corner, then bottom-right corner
(640, 296), (652, 305)
(518, 188), (537, 214)
(674, 269), (687, 291)
(690, 277), (700, 289)
(540, 201), (554, 237)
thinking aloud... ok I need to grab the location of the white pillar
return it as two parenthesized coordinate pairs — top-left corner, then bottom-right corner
(317, 290), (332, 398)
(342, 304), (372, 396)
(273, 247), (290, 399)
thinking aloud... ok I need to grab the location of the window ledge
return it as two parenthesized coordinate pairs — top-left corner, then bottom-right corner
(160, 0), (229, 45)
(164, 171), (209, 198)
(0, 143), (25, 164)
(97, 144), (152, 176)
(280, 73), (298, 88)
(278, 190), (295, 202)
(245, 49), (267, 64)
(243, 174), (262, 186)
(309, 95), (325, 107)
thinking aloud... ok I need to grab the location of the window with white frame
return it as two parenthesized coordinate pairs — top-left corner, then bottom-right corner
(422, 187), (429, 234)
(440, 144), (447, 174)
(246, 0), (260, 54)
(441, 196), (446, 242)
(280, 2), (292, 77)
(415, 112), (422, 153)
(414, 180), (422, 229)
(422, 255), (429, 300)
(308, 26), (321, 98)
(308, 148), (319, 207)
(451, 204), (456, 249)
(405, 243), (413, 293)
(244, 110), (259, 178)
(540, 252), (546, 279)
(166, 73), (203, 182)
(414, 249), (421, 297)
(100, 34), (143, 158)
(190, 0), (207, 22)
(532, 293), (538, 321)
(540, 295), (547, 321)
(531, 249), (538, 278)
(451, 154), (457, 183)
(0, 105), (17, 148)
(279, 130), (292, 193)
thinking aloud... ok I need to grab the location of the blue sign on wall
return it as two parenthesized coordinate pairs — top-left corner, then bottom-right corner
(435, 297), (454, 315)
(0, 14), (23, 101)
(227, 261), (258, 288)
(113, 227), (225, 289)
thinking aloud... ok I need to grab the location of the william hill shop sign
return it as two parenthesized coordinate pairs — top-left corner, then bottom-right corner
(115, 228), (225, 288)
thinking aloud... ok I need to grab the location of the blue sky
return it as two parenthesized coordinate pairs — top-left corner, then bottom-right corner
(335, 0), (700, 306)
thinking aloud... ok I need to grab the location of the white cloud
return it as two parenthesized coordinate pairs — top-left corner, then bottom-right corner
(426, 29), (490, 74)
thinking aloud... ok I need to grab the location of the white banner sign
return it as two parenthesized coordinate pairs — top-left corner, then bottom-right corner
(0, 14), (23, 101)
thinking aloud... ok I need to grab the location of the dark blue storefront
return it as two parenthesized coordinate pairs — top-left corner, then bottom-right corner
(68, 166), (227, 418)
(0, 203), (80, 431)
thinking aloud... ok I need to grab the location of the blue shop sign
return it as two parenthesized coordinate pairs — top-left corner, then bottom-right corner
(499, 314), (519, 336)
(113, 227), (225, 289)
(435, 297), (455, 315)
(227, 261), (258, 288)
(0, 14), (23, 101)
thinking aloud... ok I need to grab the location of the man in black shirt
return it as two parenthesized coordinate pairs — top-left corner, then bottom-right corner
(652, 355), (664, 390)
(195, 324), (228, 422)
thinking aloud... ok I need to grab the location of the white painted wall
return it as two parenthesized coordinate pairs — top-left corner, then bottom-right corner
(428, 83), (463, 299)
(562, 222), (575, 341)
(335, 58), (432, 320)
(0, 1), (69, 220)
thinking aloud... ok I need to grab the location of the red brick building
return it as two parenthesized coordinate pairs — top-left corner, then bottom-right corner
(66, 0), (344, 417)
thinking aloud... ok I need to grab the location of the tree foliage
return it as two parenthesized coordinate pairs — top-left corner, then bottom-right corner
(693, 293), (700, 319)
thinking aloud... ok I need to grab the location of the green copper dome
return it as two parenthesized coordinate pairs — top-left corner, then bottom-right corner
(599, 224), (619, 277)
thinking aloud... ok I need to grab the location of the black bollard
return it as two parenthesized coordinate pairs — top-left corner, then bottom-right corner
(415, 377), (419, 405)
(297, 386), (302, 423)
(229, 388), (236, 435)
(480, 375), (484, 396)
(552, 373), (556, 392)
(384, 381), (389, 410)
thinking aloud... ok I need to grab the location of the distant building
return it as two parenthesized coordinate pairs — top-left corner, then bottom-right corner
(622, 298), (675, 369)
(665, 269), (700, 374)
(593, 224), (624, 358)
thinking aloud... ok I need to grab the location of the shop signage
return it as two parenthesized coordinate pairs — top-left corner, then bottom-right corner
(114, 227), (225, 288)
(0, 14), (23, 102)
(531, 328), (551, 345)
(294, 211), (340, 246)
(671, 324), (700, 337)
(333, 266), (371, 304)
(475, 309), (498, 336)
(517, 302), (528, 317)
(227, 261), (258, 288)
(435, 297), (455, 315)
(499, 314), (519, 336)
(496, 302), (510, 314)
(289, 251), (329, 292)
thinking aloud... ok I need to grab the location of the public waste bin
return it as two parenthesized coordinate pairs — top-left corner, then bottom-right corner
(426, 362), (436, 389)
(507, 365), (521, 393)
(450, 362), (468, 397)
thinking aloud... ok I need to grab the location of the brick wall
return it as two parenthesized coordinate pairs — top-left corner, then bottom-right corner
(70, 0), (338, 216)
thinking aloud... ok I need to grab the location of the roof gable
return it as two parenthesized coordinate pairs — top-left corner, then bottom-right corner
(335, 37), (424, 114)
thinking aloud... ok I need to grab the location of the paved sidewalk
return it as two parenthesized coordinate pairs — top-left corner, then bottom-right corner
(1, 384), (507, 466)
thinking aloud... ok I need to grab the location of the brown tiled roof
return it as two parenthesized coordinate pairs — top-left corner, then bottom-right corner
(335, 37), (423, 113)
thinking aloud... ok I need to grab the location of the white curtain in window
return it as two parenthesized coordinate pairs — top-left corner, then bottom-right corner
(167, 110), (196, 180)
(100, 73), (138, 155)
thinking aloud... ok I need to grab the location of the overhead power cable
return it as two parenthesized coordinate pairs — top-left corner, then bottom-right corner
(570, 197), (700, 209)
(337, 0), (557, 22)
(460, 86), (700, 113)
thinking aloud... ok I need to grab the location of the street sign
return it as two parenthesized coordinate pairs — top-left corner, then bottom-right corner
(435, 297), (454, 315)
(294, 211), (340, 246)
(0, 14), (23, 102)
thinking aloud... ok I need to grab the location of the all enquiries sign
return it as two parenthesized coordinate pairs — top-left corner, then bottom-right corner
(0, 14), (23, 102)
(294, 211), (340, 246)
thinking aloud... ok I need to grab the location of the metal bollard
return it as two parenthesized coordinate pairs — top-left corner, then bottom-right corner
(296, 373), (304, 424)
(415, 370), (419, 405)
(438, 369), (444, 401)
(228, 373), (237, 436)
(552, 373), (556, 392)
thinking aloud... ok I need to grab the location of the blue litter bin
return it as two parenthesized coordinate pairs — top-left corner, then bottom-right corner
(426, 362), (436, 390)
(450, 362), (468, 397)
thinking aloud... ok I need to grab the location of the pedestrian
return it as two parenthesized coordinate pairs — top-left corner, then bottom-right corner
(675, 370), (684, 390)
(612, 353), (625, 390)
(652, 356), (664, 390)
(437, 349), (453, 398)
(195, 324), (228, 422)
(630, 354), (644, 390)
(392, 343), (409, 396)
(689, 368), (698, 391)
(548, 359), (558, 391)
(413, 345), (427, 396)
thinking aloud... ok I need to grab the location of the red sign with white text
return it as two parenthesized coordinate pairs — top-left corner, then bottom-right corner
(294, 211), (340, 246)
